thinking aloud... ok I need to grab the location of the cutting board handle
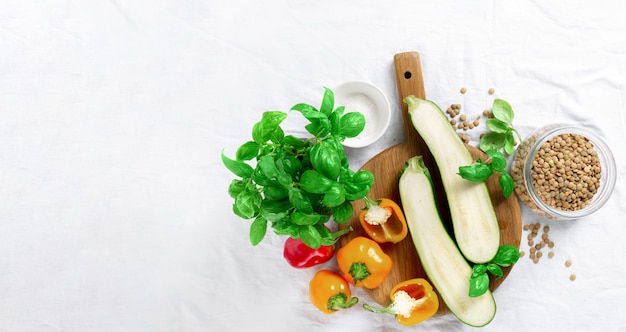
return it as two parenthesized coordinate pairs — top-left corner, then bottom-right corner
(394, 52), (426, 143)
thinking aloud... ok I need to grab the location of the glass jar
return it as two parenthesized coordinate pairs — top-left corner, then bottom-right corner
(511, 124), (616, 219)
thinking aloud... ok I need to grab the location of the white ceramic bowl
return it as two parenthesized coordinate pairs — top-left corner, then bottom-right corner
(333, 81), (391, 148)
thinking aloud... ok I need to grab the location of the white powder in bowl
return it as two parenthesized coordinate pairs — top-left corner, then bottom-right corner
(342, 92), (377, 139)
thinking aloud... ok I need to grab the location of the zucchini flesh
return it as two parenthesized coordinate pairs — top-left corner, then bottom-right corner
(405, 95), (499, 264)
(399, 156), (496, 327)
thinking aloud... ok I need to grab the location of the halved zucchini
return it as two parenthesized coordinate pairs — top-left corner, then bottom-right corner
(399, 156), (496, 327)
(405, 95), (499, 263)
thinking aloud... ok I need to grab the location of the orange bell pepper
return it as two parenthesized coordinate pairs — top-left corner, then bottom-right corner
(359, 197), (408, 244)
(309, 270), (358, 314)
(363, 278), (439, 326)
(336, 236), (392, 289)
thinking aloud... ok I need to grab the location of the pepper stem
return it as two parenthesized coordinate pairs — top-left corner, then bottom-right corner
(362, 196), (380, 210)
(328, 293), (359, 311)
(331, 225), (352, 241)
(363, 302), (396, 315)
(348, 262), (371, 285)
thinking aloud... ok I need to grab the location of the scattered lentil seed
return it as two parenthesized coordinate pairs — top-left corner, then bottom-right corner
(488, 88), (495, 95)
(548, 251), (554, 258)
(565, 260), (572, 267)
(460, 87), (467, 94)
(570, 274), (576, 281)
(520, 251), (526, 257)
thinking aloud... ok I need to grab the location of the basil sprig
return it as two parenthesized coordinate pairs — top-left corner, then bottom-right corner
(458, 98), (520, 198)
(458, 149), (515, 198)
(480, 99), (522, 154)
(222, 87), (373, 249)
(469, 245), (520, 297)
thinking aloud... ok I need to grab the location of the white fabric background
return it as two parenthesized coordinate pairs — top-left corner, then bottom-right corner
(1, 1), (625, 331)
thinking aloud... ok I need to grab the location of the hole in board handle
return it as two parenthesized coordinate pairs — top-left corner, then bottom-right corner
(404, 71), (412, 79)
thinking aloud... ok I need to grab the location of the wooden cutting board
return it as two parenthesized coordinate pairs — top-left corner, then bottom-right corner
(337, 52), (522, 316)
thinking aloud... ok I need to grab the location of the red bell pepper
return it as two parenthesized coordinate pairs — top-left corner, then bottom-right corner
(283, 226), (352, 268)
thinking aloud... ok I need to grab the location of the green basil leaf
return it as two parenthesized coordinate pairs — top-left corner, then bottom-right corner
(290, 211), (321, 226)
(291, 103), (319, 114)
(277, 172), (292, 187)
(352, 170), (374, 187)
(338, 112), (366, 138)
(345, 185), (370, 201)
(468, 272), (490, 297)
(288, 187), (313, 213)
(492, 99), (514, 124)
(232, 201), (246, 219)
(320, 87), (334, 116)
(277, 155), (302, 176)
(292, 103), (328, 123)
(304, 118), (332, 137)
(299, 224), (322, 249)
(304, 122), (321, 137)
(282, 135), (307, 149)
(459, 163), (493, 182)
(492, 245), (520, 267)
(251, 168), (272, 186)
(263, 185), (289, 200)
(270, 125), (285, 144)
(499, 172), (515, 198)
(472, 264), (488, 278)
(329, 106), (345, 136)
(235, 141), (260, 161)
(316, 223), (335, 246)
(252, 111), (288, 144)
(272, 219), (299, 238)
(258, 155), (279, 178)
(300, 170), (333, 194)
(487, 263), (503, 278)
(485, 118), (510, 134)
(330, 200), (354, 224)
(249, 216), (267, 246)
(235, 190), (262, 219)
(310, 142), (341, 180)
(222, 151), (254, 178)
(504, 132), (515, 155)
(227, 179), (246, 199)
(486, 149), (506, 173)
(260, 199), (290, 222)
(479, 132), (507, 152)
(322, 183), (346, 207)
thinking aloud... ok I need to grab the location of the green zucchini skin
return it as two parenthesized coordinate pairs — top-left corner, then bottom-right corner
(399, 156), (496, 327)
(404, 95), (500, 264)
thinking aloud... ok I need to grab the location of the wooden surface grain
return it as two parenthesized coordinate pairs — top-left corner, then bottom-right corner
(337, 52), (522, 315)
